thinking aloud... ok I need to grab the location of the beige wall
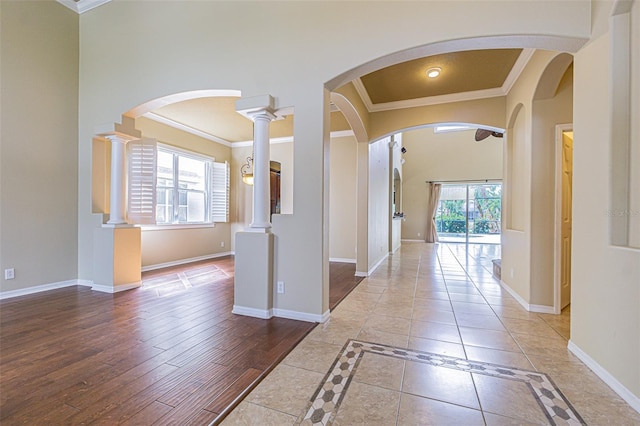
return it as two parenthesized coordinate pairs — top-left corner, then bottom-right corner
(330, 136), (357, 261)
(530, 64), (573, 306)
(630, 1), (640, 247)
(0, 1), (79, 293)
(571, 2), (640, 400)
(135, 117), (232, 268)
(401, 127), (503, 241)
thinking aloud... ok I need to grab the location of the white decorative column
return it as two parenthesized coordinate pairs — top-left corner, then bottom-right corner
(249, 110), (276, 229)
(233, 95), (278, 319)
(92, 131), (141, 293)
(105, 135), (128, 224)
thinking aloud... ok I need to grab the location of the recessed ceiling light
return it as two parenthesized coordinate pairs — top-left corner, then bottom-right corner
(426, 67), (441, 78)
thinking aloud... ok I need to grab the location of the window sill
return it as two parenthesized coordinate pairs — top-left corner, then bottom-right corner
(140, 223), (215, 231)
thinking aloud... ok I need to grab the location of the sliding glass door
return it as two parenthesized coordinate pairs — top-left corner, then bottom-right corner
(435, 183), (502, 244)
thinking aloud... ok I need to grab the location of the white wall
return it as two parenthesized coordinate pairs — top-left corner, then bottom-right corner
(0, 1), (79, 293)
(368, 137), (391, 272)
(401, 127), (503, 241)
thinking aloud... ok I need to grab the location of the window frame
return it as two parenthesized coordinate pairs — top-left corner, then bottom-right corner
(152, 144), (215, 228)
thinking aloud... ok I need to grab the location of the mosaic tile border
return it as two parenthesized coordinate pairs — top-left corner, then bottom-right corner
(297, 339), (586, 426)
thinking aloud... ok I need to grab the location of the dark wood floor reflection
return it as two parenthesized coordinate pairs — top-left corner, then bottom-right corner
(0, 257), (362, 425)
(329, 262), (364, 310)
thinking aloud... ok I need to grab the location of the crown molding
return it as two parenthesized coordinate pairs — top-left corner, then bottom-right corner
(143, 111), (354, 148)
(353, 48), (535, 113)
(57, 0), (111, 14)
(142, 112), (233, 147)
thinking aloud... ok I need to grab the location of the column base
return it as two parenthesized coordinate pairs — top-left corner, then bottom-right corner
(93, 226), (141, 291)
(233, 232), (274, 317)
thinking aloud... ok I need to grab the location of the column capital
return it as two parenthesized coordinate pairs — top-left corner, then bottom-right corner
(236, 94), (277, 122)
(100, 131), (140, 145)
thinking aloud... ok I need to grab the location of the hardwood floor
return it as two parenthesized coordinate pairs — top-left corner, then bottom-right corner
(0, 257), (361, 425)
(328, 262), (364, 310)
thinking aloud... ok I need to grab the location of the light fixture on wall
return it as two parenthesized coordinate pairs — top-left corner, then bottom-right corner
(241, 156), (254, 185)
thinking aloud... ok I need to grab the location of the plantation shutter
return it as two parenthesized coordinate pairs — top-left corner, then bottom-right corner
(127, 138), (157, 224)
(211, 161), (229, 223)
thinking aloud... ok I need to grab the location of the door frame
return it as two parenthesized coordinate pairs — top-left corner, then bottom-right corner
(553, 123), (573, 314)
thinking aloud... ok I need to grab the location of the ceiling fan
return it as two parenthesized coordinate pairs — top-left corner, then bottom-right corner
(475, 128), (504, 141)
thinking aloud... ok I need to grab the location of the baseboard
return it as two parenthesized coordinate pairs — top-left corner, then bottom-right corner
(529, 304), (555, 314)
(232, 305), (273, 319)
(401, 239), (424, 243)
(0, 279), (82, 300)
(355, 271), (368, 277)
(368, 253), (389, 276)
(91, 281), (141, 293)
(568, 340), (640, 414)
(498, 280), (554, 313)
(141, 251), (234, 272)
(273, 308), (330, 323)
(329, 258), (356, 264)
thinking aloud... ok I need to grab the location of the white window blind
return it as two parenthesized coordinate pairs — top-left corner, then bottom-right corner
(127, 138), (157, 225)
(211, 161), (230, 223)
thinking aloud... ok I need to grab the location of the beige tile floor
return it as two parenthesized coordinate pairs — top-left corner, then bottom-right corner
(222, 242), (640, 425)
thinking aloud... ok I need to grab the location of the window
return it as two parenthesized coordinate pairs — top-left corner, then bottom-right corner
(435, 183), (502, 244)
(127, 140), (229, 226)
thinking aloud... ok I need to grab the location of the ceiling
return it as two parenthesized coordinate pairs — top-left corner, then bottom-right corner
(139, 49), (533, 144)
(56, 1), (533, 144)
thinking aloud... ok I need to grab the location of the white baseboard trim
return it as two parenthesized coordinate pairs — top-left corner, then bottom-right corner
(401, 239), (424, 243)
(91, 281), (141, 293)
(368, 253), (389, 276)
(529, 304), (556, 314)
(498, 280), (554, 313)
(568, 340), (640, 413)
(232, 305), (273, 319)
(355, 271), (368, 277)
(329, 258), (356, 264)
(273, 308), (330, 323)
(141, 252), (234, 272)
(0, 279), (82, 300)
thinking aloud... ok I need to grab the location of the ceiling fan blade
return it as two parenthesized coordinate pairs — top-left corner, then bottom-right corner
(475, 129), (504, 141)
(475, 129), (492, 141)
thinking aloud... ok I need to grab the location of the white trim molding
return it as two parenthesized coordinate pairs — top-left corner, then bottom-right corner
(568, 340), (640, 413)
(329, 258), (356, 264)
(0, 279), (86, 300)
(499, 280), (555, 313)
(143, 112), (233, 147)
(273, 308), (330, 323)
(232, 305), (273, 319)
(57, 0), (111, 14)
(367, 253), (389, 276)
(91, 281), (141, 294)
(354, 271), (368, 277)
(141, 252), (234, 272)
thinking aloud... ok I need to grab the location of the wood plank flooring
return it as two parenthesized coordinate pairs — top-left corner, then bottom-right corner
(0, 258), (361, 425)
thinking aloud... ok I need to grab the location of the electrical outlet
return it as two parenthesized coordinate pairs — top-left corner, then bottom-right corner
(220, 241), (225, 248)
(4, 268), (15, 280)
(417, 232), (421, 237)
(277, 281), (285, 294)
(510, 268), (514, 279)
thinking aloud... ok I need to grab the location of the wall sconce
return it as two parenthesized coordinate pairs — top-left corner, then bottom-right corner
(241, 156), (254, 185)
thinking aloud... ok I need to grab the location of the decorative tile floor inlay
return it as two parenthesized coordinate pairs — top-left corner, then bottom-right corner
(297, 339), (586, 426)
